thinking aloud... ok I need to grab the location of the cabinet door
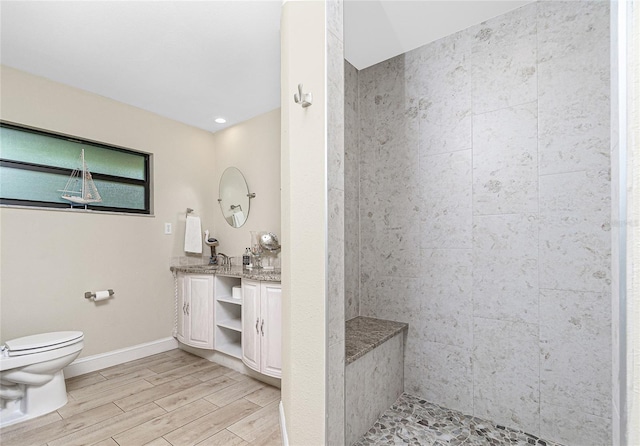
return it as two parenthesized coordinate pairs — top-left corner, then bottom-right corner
(185, 275), (214, 349)
(260, 282), (282, 378)
(241, 280), (260, 372)
(176, 274), (187, 344)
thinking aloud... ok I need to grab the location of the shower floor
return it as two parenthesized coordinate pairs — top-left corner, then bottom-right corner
(354, 393), (564, 446)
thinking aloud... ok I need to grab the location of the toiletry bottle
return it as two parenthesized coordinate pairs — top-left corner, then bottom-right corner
(243, 248), (251, 268)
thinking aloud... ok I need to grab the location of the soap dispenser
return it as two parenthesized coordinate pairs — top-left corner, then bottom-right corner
(243, 248), (251, 268)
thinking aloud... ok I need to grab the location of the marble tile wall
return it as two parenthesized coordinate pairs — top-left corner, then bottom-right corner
(346, 2), (612, 445)
(326, 1), (345, 445)
(609, 2), (621, 444)
(345, 59), (360, 321)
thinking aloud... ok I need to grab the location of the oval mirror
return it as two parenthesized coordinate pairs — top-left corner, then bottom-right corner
(218, 167), (251, 228)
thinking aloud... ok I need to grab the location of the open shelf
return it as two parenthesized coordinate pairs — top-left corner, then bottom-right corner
(217, 318), (241, 332)
(217, 295), (242, 305)
(216, 341), (242, 359)
(215, 276), (241, 297)
(214, 275), (243, 359)
(214, 324), (242, 359)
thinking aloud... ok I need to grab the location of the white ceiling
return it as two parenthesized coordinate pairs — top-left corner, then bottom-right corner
(0, 1), (282, 133)
(1, 1), (531, 133)
(344, 1), (532, 70)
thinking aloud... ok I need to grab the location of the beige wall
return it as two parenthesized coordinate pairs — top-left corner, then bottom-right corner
(281, 1), (327, 444)
(211, 109), (281, 259)
(0, 65), (216, 357)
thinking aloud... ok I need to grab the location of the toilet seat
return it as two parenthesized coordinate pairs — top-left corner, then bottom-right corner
(4, 331), (84, 357)
(0, 331), (85, 428)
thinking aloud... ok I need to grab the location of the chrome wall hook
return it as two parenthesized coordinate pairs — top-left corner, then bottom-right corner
(294, 84), (312, 108)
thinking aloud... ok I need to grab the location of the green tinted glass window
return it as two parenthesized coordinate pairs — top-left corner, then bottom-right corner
(0, 122), (150, 214)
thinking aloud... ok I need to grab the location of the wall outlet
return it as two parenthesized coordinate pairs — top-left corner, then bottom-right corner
(164, 223), (172, 234)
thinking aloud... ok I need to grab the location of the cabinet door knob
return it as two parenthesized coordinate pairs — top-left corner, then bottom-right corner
(261, 319), (264, 336)
(256, 318), (260, 334)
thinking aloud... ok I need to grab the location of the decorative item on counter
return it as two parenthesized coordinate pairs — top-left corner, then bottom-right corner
(243, 248), (251, 268)
(259, 232), (281, 270)
(249, 231), (263, 269)
(259, 232), (281, 252)
(204, 230), (219, 265)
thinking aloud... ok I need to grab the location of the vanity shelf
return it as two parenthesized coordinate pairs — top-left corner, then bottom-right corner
(214, 276), (243, 359)
(217, 318), (241, 332)
(216, 338), (242, 359)
(217, 295), (242, 306)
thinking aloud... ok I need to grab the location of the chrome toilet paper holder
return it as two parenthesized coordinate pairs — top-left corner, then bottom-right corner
(84, 289), (114, 299)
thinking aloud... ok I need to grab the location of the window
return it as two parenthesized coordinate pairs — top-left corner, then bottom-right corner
(0, 122), (151, 214)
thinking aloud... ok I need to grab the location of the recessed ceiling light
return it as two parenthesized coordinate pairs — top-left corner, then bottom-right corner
(214, 118), (227, 124)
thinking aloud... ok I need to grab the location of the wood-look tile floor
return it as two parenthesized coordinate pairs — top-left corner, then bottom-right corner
(0, 349), (282, 446)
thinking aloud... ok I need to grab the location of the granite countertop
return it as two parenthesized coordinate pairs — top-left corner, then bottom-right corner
(170, 264), (281, 282)
(345, 316), (408, 365)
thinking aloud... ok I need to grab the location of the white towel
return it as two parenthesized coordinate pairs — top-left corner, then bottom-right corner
(184, 215), (202, 254)
(232, 211), (245, 227)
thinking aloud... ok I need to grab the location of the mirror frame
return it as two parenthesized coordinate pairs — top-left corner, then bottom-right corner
(217, 167), (252, 228)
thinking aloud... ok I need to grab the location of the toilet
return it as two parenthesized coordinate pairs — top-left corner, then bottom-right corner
(0, 331), (84, 428)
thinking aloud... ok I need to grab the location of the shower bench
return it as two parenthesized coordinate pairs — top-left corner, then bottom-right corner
(345, 316), (408, 445)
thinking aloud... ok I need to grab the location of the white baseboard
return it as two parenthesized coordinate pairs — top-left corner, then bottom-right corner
(63, 337), (178, 378)
(279, 400), (289, 446)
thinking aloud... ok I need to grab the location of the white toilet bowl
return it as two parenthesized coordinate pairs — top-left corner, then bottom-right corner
(0, 331), (84, 427)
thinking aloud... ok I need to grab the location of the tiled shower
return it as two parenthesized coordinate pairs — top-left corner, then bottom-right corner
(344, 2), (611, 445)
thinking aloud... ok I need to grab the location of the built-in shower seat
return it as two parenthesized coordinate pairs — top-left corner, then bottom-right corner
(345, 316), (408, 445)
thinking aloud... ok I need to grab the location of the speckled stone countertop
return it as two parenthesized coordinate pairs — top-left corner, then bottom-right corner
(346, 316), (408, 365)
(170, 265), (281, 282)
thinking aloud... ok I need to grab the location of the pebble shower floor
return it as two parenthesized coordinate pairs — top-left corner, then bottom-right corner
(354, 393), (564, 446)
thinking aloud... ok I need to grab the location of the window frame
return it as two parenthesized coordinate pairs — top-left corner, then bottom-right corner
(0, 121), (151, 214)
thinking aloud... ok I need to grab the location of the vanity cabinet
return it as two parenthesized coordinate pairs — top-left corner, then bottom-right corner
(241, 280), (282, 378)
(172, 267), (281, 376)
(177, 274), (214, 349)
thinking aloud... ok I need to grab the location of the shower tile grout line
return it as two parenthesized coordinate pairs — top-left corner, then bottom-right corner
(535, 2), (542, 435)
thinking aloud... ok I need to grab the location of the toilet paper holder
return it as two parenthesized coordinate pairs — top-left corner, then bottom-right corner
(84, 289), (114, 300)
